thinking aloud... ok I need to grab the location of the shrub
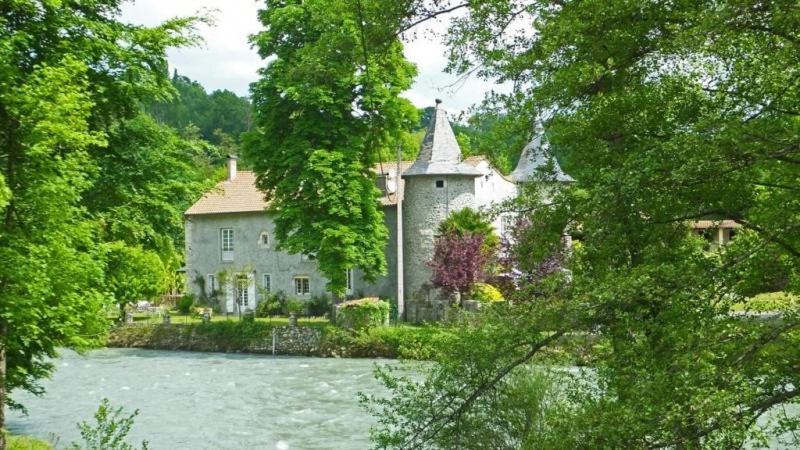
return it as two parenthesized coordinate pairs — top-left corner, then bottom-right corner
(307, 295), (331, 317)
(255, 290), (287, 317)
(471, 283), (504, 303)
(438, 207), (500, 251)
(68, 399), (149, 450)
(428, 232), (489, 296)
(8, 434), (53, 450)
(336, 297), (390, 330)
(176, 294), (194, 315)
(286, 298), (306, 315)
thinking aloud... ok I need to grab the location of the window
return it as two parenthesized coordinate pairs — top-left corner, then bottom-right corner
(345, 268), (354, 295)
(220, 228), (234, 261)
(236, 275), (249, 307)
(262, 273), (271, 292)
(206, 274), (217, 295)
(435, 179), (445, 188)
(294, 276), (310, 296)
(259, 231), (270, 248)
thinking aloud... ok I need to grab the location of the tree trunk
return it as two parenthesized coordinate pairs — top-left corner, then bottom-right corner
(0, 324), (7, 450)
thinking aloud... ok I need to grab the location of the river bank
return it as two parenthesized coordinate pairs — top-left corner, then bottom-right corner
(106, 321), (600, 365)
(106, 321), (449, 359)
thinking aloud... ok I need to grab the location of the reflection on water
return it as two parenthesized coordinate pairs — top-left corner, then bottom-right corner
(7, 348), (390, 450)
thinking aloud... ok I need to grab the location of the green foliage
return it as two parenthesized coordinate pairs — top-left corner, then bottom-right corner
(67, 399), (148, 450)
(735, 292), (799, 313)
(0, 0), (203, 421)
(146, 72), (251, 148)
(255, 290), (288, 317)
(438, 207), (500, 251)
(469, 283), (503, 303)
(336, 298), (390, 331)
(366, 0), (800, 447)
(176, 295), (195, 315)
(286, 298), (306, 315)
(102, 242), (166, 316)
(307, 295), (332, 317)
(7, 434), (53, 450)
(245, 0), (418, 294)
(84, 114), (220, 273)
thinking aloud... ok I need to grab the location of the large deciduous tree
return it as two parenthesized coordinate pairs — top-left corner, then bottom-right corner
(83, 113), (220, 294)
(245, 0), (418, 294)
(0, 2), (201, 446)
(368, 0), (800, 448)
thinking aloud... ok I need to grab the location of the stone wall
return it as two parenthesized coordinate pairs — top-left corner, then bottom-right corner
(272, 325), (322, 355)
(107, 322), (323, 355)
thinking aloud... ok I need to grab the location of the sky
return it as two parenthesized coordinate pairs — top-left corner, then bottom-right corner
(119, 0), (503, 113)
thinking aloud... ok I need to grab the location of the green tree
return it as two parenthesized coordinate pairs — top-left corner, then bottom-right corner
(369, 0), (800, 448)
(102, 242), (166, 320)
(146, 72), (252, 146)
(245, 0), (418, 294)
(0, 2), (201, 446)
(83, 113), (220, 291)
(438, 207), (500, 251)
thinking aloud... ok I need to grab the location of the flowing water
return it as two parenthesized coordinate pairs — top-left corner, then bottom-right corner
(7, 348), (390, 450)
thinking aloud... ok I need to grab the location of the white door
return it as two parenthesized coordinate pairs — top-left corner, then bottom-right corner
(235, 273), (255, 312)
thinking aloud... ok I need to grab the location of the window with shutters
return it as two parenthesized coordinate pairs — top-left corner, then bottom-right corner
(220, 228), (234, 261)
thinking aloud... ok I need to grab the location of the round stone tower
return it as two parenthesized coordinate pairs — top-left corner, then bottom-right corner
(401, 100), (482, 317)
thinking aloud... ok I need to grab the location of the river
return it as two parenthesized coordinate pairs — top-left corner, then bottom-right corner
(7, 348), (388, 450)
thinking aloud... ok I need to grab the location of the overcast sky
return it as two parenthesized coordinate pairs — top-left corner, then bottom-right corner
(119, 0), (503, 113)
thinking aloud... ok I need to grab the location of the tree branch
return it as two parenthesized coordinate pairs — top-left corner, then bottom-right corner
(399, 2), (471, 35)
(401, 329), (567, 448)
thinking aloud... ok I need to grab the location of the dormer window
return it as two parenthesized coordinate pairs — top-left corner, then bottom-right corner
(435, 179), (445, 188)
(259, 232), (270, 248)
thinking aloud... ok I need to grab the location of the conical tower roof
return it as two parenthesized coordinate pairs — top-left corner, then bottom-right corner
(402, 100), (482, 177)
(511, 123), (574, 183)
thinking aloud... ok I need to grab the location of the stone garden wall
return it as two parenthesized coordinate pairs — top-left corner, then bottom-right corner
(107, 322), (323, 356)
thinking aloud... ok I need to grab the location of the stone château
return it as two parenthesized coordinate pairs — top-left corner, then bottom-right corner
(184, 101), (569, 320)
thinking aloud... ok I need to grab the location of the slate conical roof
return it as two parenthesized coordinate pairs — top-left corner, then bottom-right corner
(402, 100), (482, 177)
(511, 123), (574, 183)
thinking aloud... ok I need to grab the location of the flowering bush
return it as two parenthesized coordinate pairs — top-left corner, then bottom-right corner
(470, 283), (504, 303)
(336, 297), (389, 330)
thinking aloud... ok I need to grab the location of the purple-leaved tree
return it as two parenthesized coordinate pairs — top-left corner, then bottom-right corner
(428, 232), (489, 299)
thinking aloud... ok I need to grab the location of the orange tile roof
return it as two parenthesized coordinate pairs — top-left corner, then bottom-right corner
(185, 171), (268, 216)
(187, 157), (507, 215)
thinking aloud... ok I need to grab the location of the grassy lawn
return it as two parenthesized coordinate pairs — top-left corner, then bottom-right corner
(130, 312), (330, 326)
(7, 435), (53, 450)
(731, 291), (798, 312)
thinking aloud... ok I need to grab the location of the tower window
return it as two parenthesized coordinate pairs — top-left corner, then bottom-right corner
(435, 179), (445, 188)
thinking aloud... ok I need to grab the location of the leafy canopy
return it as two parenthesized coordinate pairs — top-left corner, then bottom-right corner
(245, 0), (418, 294)
(0, 0), (203, 436)
(368, 0), (800, 448)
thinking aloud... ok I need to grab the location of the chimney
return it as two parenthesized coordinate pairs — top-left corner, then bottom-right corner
(227, 155), (238, 181)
